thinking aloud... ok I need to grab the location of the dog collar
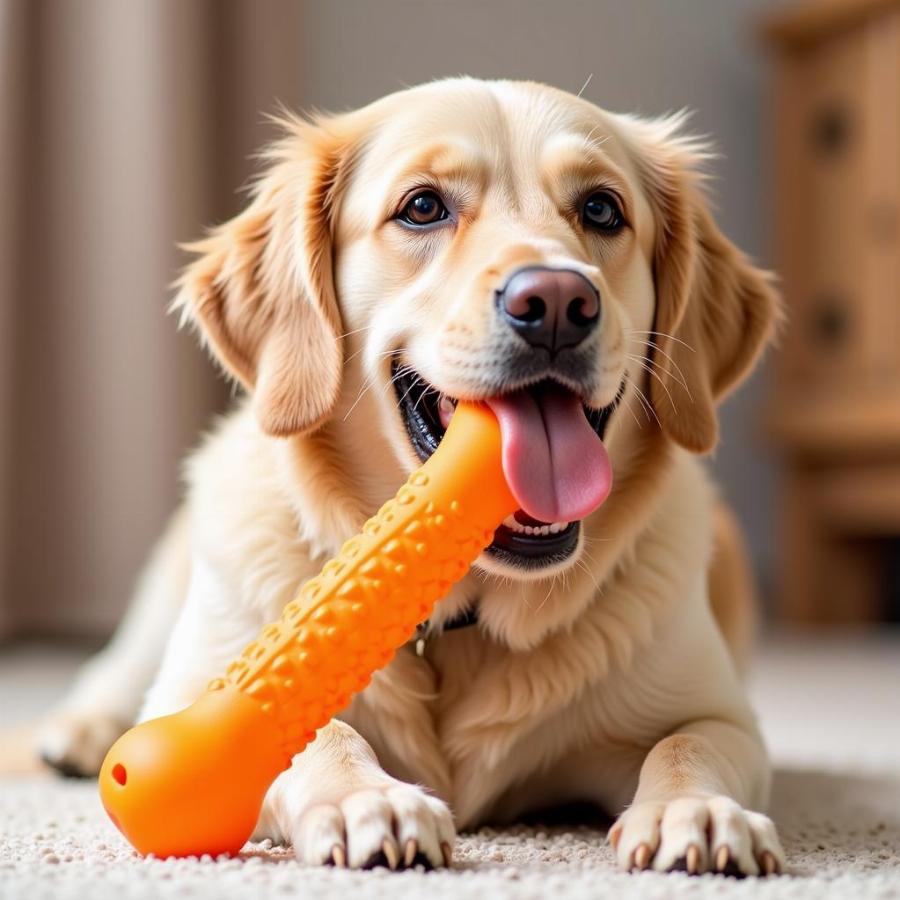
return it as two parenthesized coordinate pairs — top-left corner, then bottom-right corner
(413, 606), (479, 656)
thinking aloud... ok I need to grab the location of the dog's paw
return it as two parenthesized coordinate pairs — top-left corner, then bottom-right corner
(289, 782), (455, 870)
(36, 711), (126, 777)
(609, 796), (785, 877)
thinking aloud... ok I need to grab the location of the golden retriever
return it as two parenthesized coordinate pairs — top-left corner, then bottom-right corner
(37, 78), (784, 876)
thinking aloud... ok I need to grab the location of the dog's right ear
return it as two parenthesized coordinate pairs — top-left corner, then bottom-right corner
(173, 115), (347, 437)
(614, 112), (780, 454)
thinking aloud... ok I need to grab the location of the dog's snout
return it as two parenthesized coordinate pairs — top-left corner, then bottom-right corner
(496, 267), (600, 354)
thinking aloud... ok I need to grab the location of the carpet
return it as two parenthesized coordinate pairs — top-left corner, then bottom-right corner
(2, 632), (899, 899)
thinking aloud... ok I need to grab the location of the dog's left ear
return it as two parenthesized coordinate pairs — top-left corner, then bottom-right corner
(173, 114), (349, 437)
(623, 115), (781, 454)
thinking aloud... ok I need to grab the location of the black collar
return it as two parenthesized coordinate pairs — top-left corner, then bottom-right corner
(413, 605), (479, 654)
(440, 605), (479, 632)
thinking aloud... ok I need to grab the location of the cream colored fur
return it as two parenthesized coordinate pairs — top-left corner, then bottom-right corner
(36, 78), (783, 876)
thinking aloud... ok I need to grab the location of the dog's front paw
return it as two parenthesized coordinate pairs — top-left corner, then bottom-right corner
(609, 796), (785, 876)
(36, 711), (126, 777)
(290, 782), (455, 870)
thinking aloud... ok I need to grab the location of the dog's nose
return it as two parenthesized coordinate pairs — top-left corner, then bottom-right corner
(496, 267), (600, 354)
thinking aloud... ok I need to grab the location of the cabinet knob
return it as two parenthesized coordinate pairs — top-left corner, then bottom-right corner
(811, 296), (849, 344)
(811, 105), (851, 157)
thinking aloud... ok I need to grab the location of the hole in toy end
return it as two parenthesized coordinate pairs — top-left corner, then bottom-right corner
(112, 763), (127, 786)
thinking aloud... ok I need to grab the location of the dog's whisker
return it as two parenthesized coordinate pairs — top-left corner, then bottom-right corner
(628, 329), (697, 354)
(384, 366), (419, 406)
(534, 577), (556, 615)
(581, 534), (613, 545)
(633, 381), (662, 429)
(637, 353), (689, 408)
(344, 343), (399, 367)
(521, 586), (536, 611)
(335, 323), (377, 342)
(629, 338), (692, 393)
(411, 383), (439, 416)
(574, 558), (601, 594)
(343, 345), (368, 366)
(343, 363), (402, 422)
(576, 72), (594, 99)
(395, 371), (423, 408)
(628, 375), (656, 425)
(627, 355), (680, 413)
(618, 386), (645, 431)
(631, 380), (659, 426)
(627, 347), (691, 396)
(342, 380), (377, 422)
(625, 356), (659, 397)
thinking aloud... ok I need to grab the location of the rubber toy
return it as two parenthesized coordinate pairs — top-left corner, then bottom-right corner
(98, 401), (517, 858)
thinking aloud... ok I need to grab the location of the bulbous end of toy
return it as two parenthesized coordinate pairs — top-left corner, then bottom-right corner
(99, 687), (286, 857)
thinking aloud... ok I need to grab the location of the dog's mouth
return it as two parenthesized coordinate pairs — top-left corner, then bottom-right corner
(392, 361), (621, 570)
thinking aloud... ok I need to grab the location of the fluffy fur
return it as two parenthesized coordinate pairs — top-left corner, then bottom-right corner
(37, 79), (783, 876)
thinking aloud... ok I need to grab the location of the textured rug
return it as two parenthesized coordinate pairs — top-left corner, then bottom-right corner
(1, 633), (899, 899)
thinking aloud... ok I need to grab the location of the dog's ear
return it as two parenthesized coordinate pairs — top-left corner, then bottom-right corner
(623, 114), (781, 454)
(174, 115), (347, 437)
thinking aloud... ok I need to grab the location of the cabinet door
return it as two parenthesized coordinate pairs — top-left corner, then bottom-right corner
(774, 14), (900, 395)
(863, 10), (900, 388)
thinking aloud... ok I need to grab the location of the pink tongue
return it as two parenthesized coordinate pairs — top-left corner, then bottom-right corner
(485, 386), (612, 523)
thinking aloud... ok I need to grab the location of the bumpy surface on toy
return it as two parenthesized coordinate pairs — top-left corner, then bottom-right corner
(99, 402), (518, 858)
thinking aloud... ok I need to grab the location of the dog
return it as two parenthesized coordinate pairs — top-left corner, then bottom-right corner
(37, 78), (784, 876)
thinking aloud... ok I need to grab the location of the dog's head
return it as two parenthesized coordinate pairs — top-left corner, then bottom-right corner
(175, 78), (778, 581)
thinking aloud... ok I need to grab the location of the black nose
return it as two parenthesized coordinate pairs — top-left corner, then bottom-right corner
(496, 266), (600, 354)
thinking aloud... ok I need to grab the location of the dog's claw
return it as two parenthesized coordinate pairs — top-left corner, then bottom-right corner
(685, 844), (701, 875)
(441, 841), (453, 868)
(715, 845), (730, 872)
(382, 839), (399, 870)
(403, 838), (418, 867)
(331, 844), (346, 868)
(633, 843), (652, 870)
(760, 850), (778, 876)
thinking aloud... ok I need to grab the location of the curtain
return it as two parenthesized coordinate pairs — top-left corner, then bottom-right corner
(0, 0), (303, 638)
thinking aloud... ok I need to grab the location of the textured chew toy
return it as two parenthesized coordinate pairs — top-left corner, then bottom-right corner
(98, 401), (517, 858)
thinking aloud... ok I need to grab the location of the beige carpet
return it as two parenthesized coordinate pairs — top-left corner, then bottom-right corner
(2, 632), (899, 899)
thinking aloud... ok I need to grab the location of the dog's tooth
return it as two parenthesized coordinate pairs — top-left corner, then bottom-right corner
(438, 394), (455, 428)
(503, 514), (530, 533)
(503, 514), (526, 532)
(524, 525), (534, 535)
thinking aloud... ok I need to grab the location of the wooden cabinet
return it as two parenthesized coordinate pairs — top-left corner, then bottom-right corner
(764, 0), (900, 624)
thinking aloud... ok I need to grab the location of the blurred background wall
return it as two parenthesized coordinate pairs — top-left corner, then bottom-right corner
(0, 0), (792, 639)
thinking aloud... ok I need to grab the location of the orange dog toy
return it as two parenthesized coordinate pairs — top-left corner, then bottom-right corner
(98, 401), (517, 858)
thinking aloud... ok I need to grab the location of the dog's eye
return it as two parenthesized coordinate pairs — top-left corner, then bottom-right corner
(582, 192), (624, 231)
(398, 190), (449, 227)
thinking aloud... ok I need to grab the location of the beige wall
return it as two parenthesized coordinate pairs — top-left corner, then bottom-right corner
(0, 0), (29, 637)
(0, 0), (303, 637)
